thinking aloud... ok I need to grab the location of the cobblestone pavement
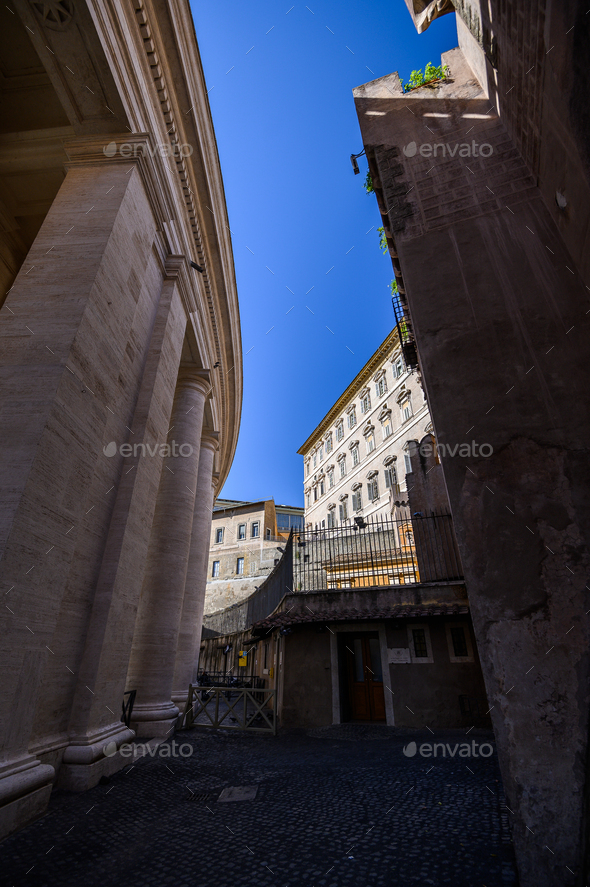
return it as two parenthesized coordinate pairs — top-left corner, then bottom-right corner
(3, 725), (518, 887)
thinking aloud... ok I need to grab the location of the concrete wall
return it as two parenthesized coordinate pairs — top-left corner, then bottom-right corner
(385, 618), (490, 728)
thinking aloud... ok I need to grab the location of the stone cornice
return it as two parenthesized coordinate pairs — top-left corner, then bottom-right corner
(297, 328), (400, 455)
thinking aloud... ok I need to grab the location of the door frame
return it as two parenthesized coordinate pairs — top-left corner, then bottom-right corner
(329, 622), (395, 726)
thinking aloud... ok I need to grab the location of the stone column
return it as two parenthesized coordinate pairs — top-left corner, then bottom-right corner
(0, 138), (172, 834)
(126, 369), (210, 737)
(171, 431), (219, 712)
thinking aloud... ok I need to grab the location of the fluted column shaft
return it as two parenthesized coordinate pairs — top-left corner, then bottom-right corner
(126, 369), (210, 736)
(172, 432), (218, 708)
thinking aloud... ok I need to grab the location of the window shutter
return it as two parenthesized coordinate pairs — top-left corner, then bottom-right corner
(339, 504), (344, 521)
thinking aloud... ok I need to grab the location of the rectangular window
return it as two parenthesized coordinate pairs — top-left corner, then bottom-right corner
(336, 423), (344, 441)
(352, 489), (362, 511)
(404, 452), (412, 474)
(339, 500), (348, 521)
(313, 487), (318, 501)
(376, 377), (387, 397)
(383, 422), (392, 438)
(339, 459), (346, 478)
(238, 523), (246, 540)
(319, 444), (324, 461)
(319, 480), (325, 496)
(215, 528), (224, 544)
(305, 461), (310, 476)
(251, 522), (260, 538)
(212, 560), (220, 578)
(361, 394), (371, 413)
(367, 435), (375, 453)
(385, 467), (397, 489)
(352, 446), (359, 466)
(403, 402), (412, 422)
(306, 492), (311, 508)
(348, 409), (356, 429)
(236, 557), (244, 575)
(326, 436), (333, 454)
(313, 452), (317, 468)
(328, 469), (334, 488)
(451, 627), (468, 658)
(371, 479), (379, 500)
(327, 511), (335, 528)
(394, 357), (404, 378)
(412, 628), (428, 658)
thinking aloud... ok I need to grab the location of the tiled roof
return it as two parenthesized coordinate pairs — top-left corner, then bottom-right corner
(253, 602), (469, 630)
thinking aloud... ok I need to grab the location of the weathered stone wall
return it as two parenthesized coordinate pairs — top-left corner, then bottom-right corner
(354, 16), (590, 884)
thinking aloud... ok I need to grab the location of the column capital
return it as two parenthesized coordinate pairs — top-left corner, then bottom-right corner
(62, 133), (176, 232)
(201, 430), (220, 451)
(176, 367), (211, 395)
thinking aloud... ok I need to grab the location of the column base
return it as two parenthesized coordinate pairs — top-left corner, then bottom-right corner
(0, 757), (55, 840)
(58, 722), (135, 791)
(129, 701), (180, 738)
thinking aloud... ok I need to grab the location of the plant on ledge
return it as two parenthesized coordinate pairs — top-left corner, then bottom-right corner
(401, 61), (449, 93)
(364, 170), (373, 193)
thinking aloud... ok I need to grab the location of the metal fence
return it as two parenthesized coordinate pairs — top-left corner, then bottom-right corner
(179, 685), (276, 734)
(203, 530), (294, 635)
(293, 513), (462, 591)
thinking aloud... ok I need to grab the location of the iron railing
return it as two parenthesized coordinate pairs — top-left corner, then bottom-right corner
(293, 513), (462, 591)
(196, 671), (266, 689)
(180, 685), (276, 734)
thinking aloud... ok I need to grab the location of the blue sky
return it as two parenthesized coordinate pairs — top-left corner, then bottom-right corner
(191, 1), (457, 507)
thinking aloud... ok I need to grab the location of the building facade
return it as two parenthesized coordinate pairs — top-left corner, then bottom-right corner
(354, 2), (590, 884)
(0, 0), (241, 838)
(204, 499), (303, 614)
(298, 329), (431, 530)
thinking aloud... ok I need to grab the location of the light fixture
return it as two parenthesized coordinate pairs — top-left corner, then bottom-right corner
(190, 260), (204, 273)
(350, 149), (366, 175)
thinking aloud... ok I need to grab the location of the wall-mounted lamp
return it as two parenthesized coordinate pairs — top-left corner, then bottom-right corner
(350, 149), (366, 175)
(190, 261), (204, 273)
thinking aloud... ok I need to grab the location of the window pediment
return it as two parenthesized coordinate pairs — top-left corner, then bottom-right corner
(396, 385), (411, 404)
(348, 439), (359, 451)
(345, 403), (356, 414)
(337, 453), (346, 462)
(338, 493), (348, 501)
(366, 469), (378, 479)
(352, 481), (362, 491)
(383, 455), (397, 466)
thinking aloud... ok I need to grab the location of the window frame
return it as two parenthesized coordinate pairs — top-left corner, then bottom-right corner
(237, 523), (246, 540)
(407, 623), (434, 663)
(212, 560), (220, 578)
(236, 557), (244, 575)
(251, 521), (260, 538)
(214, 527), (224, 544)
(445, 623), (475, 663)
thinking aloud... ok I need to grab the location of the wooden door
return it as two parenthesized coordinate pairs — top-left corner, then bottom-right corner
(345, 633), (386, 722)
